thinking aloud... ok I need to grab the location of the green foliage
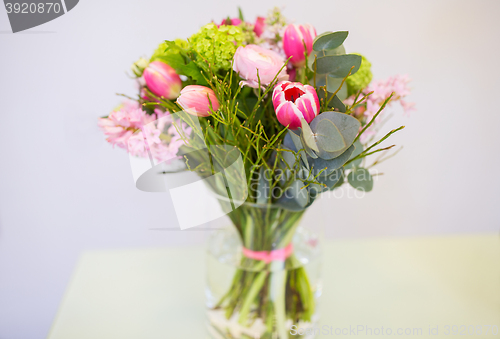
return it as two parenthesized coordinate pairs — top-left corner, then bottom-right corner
(309, 111), (361, 159)
(309, 145), (355, 176)
(345, 140), (363, 169)
(313, 31), (348, 52)
(347, 167), (373, 191)
(315, 75), (348, 100)
(313, 54), (362, 77)
(150, 40), (208, 85)
(315, 119), (345, 152)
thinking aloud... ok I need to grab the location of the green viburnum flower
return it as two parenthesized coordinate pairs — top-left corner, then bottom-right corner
(346, 54), (373, 97)
(188, 23), (245, 72)
(150, 39), (188, 62)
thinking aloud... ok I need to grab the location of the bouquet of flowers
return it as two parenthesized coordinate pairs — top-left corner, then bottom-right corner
(99, 7), (413, 339)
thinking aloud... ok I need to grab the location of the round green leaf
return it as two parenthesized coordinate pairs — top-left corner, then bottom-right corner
(315, 119), (346, 152)
(310, 112), (361, 160)
(314, 54), (362, 77)
(347, 168), (373, 192)
(313, 31), (349, 52)
(308, 45), (346, 70)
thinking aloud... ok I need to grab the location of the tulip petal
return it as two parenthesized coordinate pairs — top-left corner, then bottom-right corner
(276, 101), (303, 130)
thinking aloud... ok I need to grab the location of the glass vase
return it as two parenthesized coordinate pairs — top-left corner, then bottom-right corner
(206, 202), (323, 339)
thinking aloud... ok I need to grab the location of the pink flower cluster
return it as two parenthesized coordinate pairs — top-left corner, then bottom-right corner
(98, 100), (189, 163)
(345, 74), (415, 141)
(364, 74), (415, 117)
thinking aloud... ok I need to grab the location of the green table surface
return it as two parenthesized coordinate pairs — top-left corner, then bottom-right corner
(48, 234), (500, 338)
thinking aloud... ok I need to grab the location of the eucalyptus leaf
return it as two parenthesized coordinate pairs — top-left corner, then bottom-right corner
(276, 196), (305, 212)
(280, 147), (297, 169)
(317, 90), (347, 112)
(297, 170), (326, 197)
(319, 167), (344, 186)
(345, 140), (363, 169)
(331, 169), (345, 190)
(330, 95), (347, 113)
(278, 180), (309, 209)
(309, 144), (355, 176)
(313, 31), (349, 52)
(310, 112), (361, 160)
(308, 45), (346, 70)
(315, 119), (346, 152)
(347, 167), (373, 192)
(313, 74), (348, 101)
(300, 118), (319, 152)
(287, 131), (310, 169)
(283, 131), (297, 152)
(299, 131), (319, 159)
(314, 54), (362, 77)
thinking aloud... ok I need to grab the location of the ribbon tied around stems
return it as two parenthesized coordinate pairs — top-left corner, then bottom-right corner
(242, 243), (294, 264)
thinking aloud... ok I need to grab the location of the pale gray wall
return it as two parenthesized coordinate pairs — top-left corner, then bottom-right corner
(1, 0), (499, 338)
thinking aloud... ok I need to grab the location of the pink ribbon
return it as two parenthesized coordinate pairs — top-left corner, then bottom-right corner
(242, 243), (294, 264)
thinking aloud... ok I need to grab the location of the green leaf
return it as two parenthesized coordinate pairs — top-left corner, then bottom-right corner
(310, 112), (361, 160)
(300, 118), (319, 152)
(178, 62), (207, 85)
(314, 74), (348, 101)
(280, 147), (297, 169)
(153, 53), (185, 69)
(347, 167), (373, 192)
(163, 40), (187, 55)
(284, 180), (309, 208)
(314, 54), (362, 77)
(330, 95), (347, 113)
(288, 131), (310, 169)
(238, 7), (244, 21)
(317, 89), (347, 112)
(308, 45), (346, 70)
(331, 169), (345, 190)
(309, 145), (355, 176)
(313, 31), (349, 52)
(345, 140), (363, 169)
(299, 131), (318, 159)
(315, 119), (346, 152)
(316, 168), (344, 191)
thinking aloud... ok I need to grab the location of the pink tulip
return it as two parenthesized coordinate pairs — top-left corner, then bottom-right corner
(272, 81), (319, 130)
(282, 24), (317, 67)
(233, 44), (289, 89)
(143, 61), (182, 100)
(177, 85), (220, 117)
(253, 16), (265, 37)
